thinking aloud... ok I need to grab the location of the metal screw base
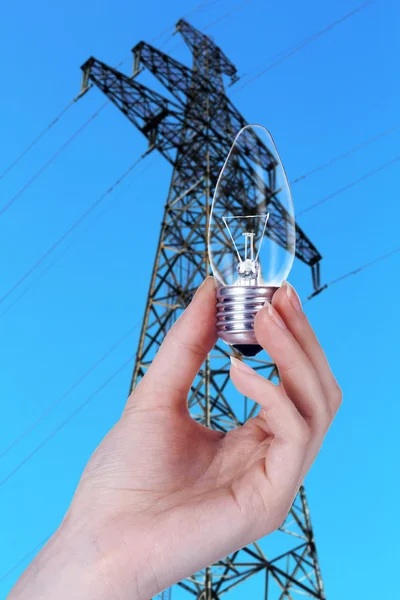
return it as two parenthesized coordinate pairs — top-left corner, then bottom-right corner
(216, 285), (278, 347)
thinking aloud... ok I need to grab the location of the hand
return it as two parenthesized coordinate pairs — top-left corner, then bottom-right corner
(10, 277), (341, 599)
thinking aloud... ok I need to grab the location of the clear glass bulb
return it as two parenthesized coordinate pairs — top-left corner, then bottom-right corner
(208, 124), (295, 356)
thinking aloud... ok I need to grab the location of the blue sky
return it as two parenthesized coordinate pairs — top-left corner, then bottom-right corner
(0, 0), (399, 597)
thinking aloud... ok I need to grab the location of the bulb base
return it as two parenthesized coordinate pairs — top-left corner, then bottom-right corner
(232, 343), (263, 357)
(216, 285), (278, 351)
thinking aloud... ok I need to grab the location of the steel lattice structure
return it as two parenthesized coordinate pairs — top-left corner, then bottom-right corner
(81, 18), (325, 600)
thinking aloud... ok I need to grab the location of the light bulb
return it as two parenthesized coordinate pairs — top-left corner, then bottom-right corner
(208, 124), (295, 357)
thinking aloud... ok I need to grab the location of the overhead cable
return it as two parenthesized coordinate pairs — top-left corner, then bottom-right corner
(0, 160), (154, 318)
(0, 0), (213, 183)
(308, 245), (400, 301)
(0, 322), (140, 461)
(0, 353), (135, 488)
(234, 0), (375, 93)
(290, 125), (399, 185)
(298, 154), (400, 216)
(0, 153), (146, 307)
(0, 101), (109, 218)
(0, 96), (82, 181)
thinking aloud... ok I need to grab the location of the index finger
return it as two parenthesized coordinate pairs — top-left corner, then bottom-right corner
(272, 282), (342, 416)
(127, 277), (217, 411)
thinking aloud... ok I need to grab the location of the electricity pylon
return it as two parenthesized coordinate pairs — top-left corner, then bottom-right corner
(81, 18), (325, 600)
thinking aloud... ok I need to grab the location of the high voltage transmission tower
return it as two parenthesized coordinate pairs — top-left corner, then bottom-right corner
(81, 18), (325, 600)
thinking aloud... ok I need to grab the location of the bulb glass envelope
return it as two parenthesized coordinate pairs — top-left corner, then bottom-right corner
(208, 124), (296, 288)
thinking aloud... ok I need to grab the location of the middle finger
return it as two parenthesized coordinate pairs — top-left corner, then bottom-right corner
(254, 301), (331, 434)
(272, 282), (342, 417)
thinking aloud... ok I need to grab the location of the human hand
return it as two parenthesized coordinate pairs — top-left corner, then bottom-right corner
(10, 277), (341, 599)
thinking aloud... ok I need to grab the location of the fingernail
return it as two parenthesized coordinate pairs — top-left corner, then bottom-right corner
(281, 280), (302, 312)
(230, 356), (257, 375)
(263, 300), (287, 330)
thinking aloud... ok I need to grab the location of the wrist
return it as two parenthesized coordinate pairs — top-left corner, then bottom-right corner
(9, 509), (160, 600)
(8, 518), (105, 599)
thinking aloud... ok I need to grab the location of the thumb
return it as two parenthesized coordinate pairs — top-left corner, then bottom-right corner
(126, 277), (217, 411)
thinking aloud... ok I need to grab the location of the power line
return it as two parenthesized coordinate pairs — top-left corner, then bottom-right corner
(120, 0), (214, 52)
(297, 154), (400, 216)
(234, 0), (374, 93)
(0, 322), (140, 461)
(0, 71), (123, 187)
(126, 0), (214, 52)
(0, 1), (222, 217)
(307, 245), (400, 301)
(0, 1), (243, 221)
(0, 96), (81, 181)
(0, 100), (109, 219)
(0, 0), (211, 185)
(182, 0), (219, 20)
(0, 355), (122, 578)
(203, 0), (252, 30)
(290, 124), (399, 185)
(0, 160), (155, 319)
(0, 153), (146, 307)
(329, 246), (400, 286)
(0, 353), (134, 488)
(0, 158), (213, 321)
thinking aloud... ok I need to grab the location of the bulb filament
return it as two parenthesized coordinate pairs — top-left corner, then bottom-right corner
(238, 232), (259, 286)
(222, 213), (270, 287)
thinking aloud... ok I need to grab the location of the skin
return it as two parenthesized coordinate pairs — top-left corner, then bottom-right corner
(9, 277), (341, 599)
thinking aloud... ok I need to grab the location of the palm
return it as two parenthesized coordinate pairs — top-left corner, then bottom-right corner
(83, 403), (271, 518)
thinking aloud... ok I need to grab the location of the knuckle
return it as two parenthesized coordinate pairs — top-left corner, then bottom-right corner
(170, 332), (208, 359)
(317, 401), (334, 427)
(268, 499), (292, 532)
(245, 416), (271, 441)
(277, 360), (296, 378)
(330, 381), (343, 411)
(293, 418), (312, 446)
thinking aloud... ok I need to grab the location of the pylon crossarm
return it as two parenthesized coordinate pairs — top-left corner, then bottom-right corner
(133, 42), (205, 104)
(176, 19), (237, 81)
